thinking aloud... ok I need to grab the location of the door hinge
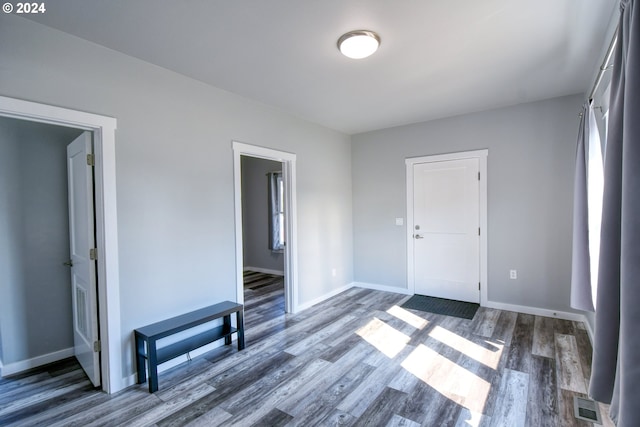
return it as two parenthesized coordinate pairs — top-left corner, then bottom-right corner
(87, 154), (95, 166)
(478, 227), (481, 236)
(93, 340), (101, 352)
(89, 248), (97, 260)
(479, 282), (481, 291)
(478, 171), (480, 180)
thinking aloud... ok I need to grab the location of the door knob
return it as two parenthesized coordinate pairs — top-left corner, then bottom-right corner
(63, 260), (73, 267)
(414, 234), (424, 239)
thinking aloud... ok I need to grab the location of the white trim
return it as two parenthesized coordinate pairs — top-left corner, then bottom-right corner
(352, 282), (413, 295)
(581, 314), (595, 344)
(484, 299), (586, 322)
(351, 280), (591, 335)
(232, 141), (299, 313)
(0, 347), (74, 377)
(0, 96), (122, 393)
(485, 301), (593, 343)
(123, 372), (139, 389)
(296, 283), (355, 312)
(243, 266), (285, 276)
(405, 149), (489, 305)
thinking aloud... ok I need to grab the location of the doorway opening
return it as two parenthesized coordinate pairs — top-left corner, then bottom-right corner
(0, 117), (82, 375)
(232, 141), (298, 316)
(240, 156), (287, 321)
(0, 96), (121, 393)
(0, 119), (100, 387)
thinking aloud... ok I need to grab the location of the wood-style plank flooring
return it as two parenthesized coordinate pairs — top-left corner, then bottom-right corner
(0, 273), (614, 426)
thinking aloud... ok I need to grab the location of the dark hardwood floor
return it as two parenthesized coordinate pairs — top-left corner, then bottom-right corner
(0, 274), (613, 426)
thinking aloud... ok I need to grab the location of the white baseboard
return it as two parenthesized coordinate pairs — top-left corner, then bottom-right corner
(0, 347), (74, 377)
(351, 288), (590, 336)
(296, 283), (355, 312)
(123, 372), (138, 389)
(483, 300), (587, 322)
(244, 266), (284, 276)
(581, 314), (595, 344)
(302, 282), (593, 343)
(484, 302), (593, 344)
(351, 282), (413, 295)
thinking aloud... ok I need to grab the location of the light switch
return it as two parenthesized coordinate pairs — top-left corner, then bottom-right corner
(395, 218), (404, 226)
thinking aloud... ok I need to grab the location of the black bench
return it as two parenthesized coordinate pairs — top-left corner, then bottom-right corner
(134, 301), (245, 393)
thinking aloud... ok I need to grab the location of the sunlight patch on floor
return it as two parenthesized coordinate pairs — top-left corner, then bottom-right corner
(401, 344), (490, 413)
(357, 317), (410, 358)
(386, 305), (429, 329)
(429, 325), (503, 370)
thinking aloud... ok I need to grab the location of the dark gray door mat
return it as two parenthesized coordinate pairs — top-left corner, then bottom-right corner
(401, 295), (479, 320)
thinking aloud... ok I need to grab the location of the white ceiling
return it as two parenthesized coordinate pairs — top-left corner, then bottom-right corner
(25, 0), (617, 134)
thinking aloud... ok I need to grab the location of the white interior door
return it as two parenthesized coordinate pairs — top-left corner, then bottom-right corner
(413, 158), (480, 303)
(67, 131), (100, 387)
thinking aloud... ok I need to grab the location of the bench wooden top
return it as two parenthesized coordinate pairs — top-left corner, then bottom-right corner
(134, 301), (243, 340)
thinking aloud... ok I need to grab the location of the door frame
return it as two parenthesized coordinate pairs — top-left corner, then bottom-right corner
(0, 95), (122, 393)
(406, 149), (488, 305)
(233, 141), (299, 313)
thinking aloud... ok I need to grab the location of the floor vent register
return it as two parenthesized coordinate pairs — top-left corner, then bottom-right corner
(573, 396), (603, 424)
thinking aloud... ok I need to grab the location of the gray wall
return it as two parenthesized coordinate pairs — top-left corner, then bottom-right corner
(0, 117), (81, 365)
(0, 14), (353, 378)
(0, 119), (18, 366)
(241, 156), (285, 273)
(352, 94), (582, 313)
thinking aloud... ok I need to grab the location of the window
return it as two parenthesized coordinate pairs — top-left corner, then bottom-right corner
(268, 171), (285, 251)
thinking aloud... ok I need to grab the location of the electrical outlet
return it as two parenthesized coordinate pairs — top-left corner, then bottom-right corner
(395, 218), (404, 226)
(331, 268), (337, 277)
(510, 270), (517, 280)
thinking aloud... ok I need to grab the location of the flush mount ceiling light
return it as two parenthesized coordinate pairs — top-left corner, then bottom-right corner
(337, 30), (380, 59)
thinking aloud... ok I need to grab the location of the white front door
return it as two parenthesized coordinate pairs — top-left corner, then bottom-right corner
(413, 158), (480, 303)
(67, 132), (101, 387)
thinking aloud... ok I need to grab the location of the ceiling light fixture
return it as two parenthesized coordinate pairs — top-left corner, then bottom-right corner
(337, 30), (380, 59)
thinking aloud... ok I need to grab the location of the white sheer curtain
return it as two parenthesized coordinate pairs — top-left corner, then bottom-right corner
(267, 171), (284, 251)
(571, 103), (604, 311)
(587, 106), (605, 307)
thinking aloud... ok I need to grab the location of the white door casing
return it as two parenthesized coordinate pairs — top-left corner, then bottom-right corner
(232, 141), (299, 313)
(406, 150), (488, 305)
(0, 95), (120, 393)
(67, 132), (101, 387)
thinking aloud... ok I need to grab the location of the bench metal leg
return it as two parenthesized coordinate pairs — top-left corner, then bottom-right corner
(223, 314), (232, 345)
(135, 334), (147, 384)
(236, 309), (245, 350)
(148, 339), (159, 393)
